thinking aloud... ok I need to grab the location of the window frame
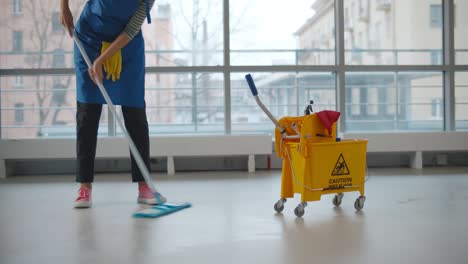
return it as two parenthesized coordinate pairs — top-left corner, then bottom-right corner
(0, 0), (466, 138)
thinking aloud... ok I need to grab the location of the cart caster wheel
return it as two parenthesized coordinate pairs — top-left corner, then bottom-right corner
(332, 193), (344, 207)
(274, 200), (285, 213)
(294, 203), (307, 217)
(294, 206), (304, 217)
(354, 196), (366, 211)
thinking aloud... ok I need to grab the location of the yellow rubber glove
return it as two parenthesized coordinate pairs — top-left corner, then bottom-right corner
(101, 41), (122, 82)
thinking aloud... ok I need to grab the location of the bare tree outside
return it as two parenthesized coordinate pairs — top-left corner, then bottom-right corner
(0, 0), (87, 137)
(29, 0), (86, 136)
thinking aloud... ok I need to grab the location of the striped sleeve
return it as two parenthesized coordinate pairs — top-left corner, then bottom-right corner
(122, 0), (155, 40)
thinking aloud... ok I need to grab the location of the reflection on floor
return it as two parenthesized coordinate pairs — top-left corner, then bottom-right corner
(1, 167), (467, 264)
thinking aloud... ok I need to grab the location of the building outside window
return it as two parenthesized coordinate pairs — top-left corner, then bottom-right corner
(351, 88), (361, 116)
(13, 76), (24, 88)
(12, 31), (23, 52)
(14, 103), (24, 123)
(52, 12), (64, 33)
(53, 49), (65, 68)
(431, 51), (442, 65)
(13, 0), (22, 15)
(430, 4), (442, 28)
(431, 98), (443, 119)
(367, 87), (378, 116)
(52, 83), (66, 105)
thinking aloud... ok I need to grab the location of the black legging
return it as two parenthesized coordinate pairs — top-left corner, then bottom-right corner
(76, 101), (150, 183)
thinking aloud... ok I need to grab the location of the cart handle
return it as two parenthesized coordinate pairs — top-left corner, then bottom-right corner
(244, 73), (285, 133)
(245, 74), (258, 96)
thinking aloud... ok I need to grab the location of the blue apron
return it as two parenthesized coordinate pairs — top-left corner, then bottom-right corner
(74, 0), (151, 108)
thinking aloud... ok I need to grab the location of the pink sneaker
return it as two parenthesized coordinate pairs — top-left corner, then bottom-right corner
(138, 184), (167, 205)
(74, 186), (92, 208)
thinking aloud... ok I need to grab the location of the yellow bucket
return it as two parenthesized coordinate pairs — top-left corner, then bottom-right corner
(275, 114), (337, 158)
(281, 139), (367, 202)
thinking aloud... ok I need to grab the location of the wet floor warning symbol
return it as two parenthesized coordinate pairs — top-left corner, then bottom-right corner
(332, 153), (350, 176)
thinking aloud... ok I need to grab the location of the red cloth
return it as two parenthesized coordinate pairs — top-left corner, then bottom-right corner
(316, 110), (340, 135)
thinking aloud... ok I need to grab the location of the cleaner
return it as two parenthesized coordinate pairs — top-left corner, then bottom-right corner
(62, 0), (191, 217)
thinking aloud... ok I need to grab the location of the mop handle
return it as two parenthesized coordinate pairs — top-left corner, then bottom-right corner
(245, 74), (286, 134)
(73, 34), (160, 198)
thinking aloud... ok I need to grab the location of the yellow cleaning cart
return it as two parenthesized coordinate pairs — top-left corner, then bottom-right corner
(246, 74), (368, 217)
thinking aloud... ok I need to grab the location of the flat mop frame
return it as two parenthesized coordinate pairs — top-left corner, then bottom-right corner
(73, 34), (163, 204)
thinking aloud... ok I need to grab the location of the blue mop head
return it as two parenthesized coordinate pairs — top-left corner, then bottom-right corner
(133, 202), (192, 218)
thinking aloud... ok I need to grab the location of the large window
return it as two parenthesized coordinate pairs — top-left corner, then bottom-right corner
(143, 0), (223, 67)
(230, 0), (335, 65)
(0, 0), (466, 139)
(345, 72), (443, 132)
(0, 75), (109, 138)
(114, 73), (224, 135)
(345, 0), (443, 65)
(231, 72), (336, 133)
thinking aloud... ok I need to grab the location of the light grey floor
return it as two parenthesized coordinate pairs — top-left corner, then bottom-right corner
(1, 167), (468, 264)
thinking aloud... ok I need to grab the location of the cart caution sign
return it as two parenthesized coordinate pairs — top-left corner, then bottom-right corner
(331, 153), (350, 176)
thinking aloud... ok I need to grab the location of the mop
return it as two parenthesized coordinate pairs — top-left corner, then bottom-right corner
(73, 34), (191, 218)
